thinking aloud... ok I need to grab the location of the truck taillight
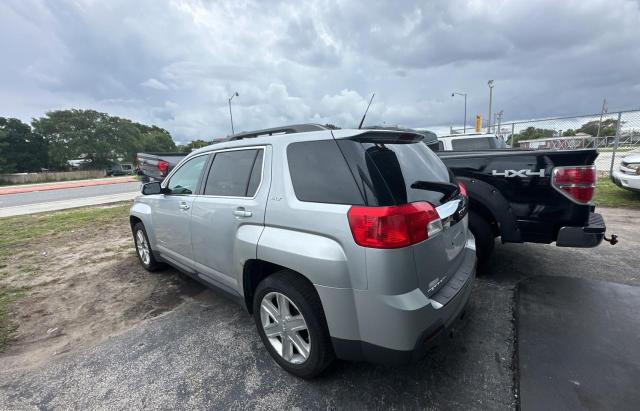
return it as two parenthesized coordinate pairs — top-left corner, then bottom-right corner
(347, 202), (443, 249)
(551, 165), (596, 204)
(458, 181), (468, 198)
(157, 160), (169, 174)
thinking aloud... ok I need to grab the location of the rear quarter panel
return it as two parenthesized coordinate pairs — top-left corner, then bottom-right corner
(259, 135), (367, 290)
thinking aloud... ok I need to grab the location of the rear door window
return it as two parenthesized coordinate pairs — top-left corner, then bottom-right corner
(287, 140), (364, 205)
(204, 148), (263, 197)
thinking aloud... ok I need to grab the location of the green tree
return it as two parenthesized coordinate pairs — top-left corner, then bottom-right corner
(323, 124), (341, 130)
(577, 119), (618, 137)
(0, 117), (49, 173)
(139, 127), (177, 152)
(32, 109), (177, 169)
(177, 139), (211, 153)
(511, 127), (555, 145)
(562, 129), (576, 136)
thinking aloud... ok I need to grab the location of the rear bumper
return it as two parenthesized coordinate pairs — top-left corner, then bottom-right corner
(556, 212), (606, 248)
(612, 170), (640, 193)
(317, 236), (476, 366)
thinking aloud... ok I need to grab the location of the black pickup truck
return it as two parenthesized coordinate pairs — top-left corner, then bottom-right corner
(435, 148), (615, 261)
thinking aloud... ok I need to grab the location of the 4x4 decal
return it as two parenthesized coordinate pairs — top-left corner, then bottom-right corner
(492, 169), (545, 178)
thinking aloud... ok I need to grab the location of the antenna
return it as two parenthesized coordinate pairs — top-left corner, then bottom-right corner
(358, 93), (375, 129)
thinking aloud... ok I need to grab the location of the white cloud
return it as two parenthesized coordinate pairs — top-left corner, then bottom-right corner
(141, 78), (169, 90)
(1, 0), (639, 144)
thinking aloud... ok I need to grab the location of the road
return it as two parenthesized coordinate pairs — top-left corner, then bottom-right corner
(0, 181), (141, 217)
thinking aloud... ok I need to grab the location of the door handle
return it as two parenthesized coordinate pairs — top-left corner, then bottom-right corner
(233, 207), (252, 217)
(179, 201), (190, 210)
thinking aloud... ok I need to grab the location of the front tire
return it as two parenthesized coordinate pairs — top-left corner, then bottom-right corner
(133, 222), (164, 272)
(253, 270), (334, 379)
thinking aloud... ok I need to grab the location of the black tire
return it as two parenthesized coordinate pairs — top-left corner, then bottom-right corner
(253, 270), (334, 379)
(132, 222), (164, 272)
(468, 211), (495, 263)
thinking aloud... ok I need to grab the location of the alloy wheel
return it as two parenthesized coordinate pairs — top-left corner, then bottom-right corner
(135, 230), (151, 265)
(260, 291), (311, 364)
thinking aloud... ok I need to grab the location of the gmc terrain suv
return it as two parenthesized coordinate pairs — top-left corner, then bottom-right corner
(130, 126), (476, 378)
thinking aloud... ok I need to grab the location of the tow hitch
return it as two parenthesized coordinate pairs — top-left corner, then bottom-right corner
(604, 234), (618, 245)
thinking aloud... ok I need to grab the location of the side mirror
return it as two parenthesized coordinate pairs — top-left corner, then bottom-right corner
(141, 181), (163, 195)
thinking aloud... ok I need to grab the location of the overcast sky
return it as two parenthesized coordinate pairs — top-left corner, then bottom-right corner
(1, 0), (639, 143)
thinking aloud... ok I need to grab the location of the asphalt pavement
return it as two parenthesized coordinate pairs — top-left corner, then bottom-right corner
(518, 276), (640, 410)
(0, 207), (637, 409)
(0, 182), (141, 208)
(0, 280), (516, 410)
(0, 181), (141, 217)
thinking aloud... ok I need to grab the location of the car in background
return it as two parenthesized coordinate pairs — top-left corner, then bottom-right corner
(434, 133), (508, 151)
(106, 163), (134, 176)
(136, 152), (186, 182)
(612, 152), (640, 193)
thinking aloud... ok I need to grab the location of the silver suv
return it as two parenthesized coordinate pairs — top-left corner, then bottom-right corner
(130, 127), (476, 378)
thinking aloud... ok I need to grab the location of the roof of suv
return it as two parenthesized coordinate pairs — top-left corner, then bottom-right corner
(190, 127), (428, 157)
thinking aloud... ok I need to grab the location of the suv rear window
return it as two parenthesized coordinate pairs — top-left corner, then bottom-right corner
(336, 139), (454, 206)
(287, 140), (364, 205)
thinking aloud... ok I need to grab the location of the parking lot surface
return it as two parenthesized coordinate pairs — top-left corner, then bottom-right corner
(518, 276), (640, 410)
(0, 207), (637, 409)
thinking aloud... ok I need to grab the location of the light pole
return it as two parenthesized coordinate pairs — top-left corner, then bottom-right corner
(487, 80), (494, 133)
(228, 91), (239, 136)
(451, 92), (468, 133)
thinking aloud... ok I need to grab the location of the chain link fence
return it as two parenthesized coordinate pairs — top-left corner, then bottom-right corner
(491, 110), (640, 176)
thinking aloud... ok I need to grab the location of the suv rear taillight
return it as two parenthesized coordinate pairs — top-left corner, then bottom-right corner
(551, 165), (596, 204)
(157, 160), (169, 175)
(347, 202), (443, 249)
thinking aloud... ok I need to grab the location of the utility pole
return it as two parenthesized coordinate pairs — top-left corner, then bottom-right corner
(596, 98), (608, 138)
(495, 110), (504, 135)
(451, 92), (468, 133)
(228, 91), (239, 136)
(487, 80), (494, 133)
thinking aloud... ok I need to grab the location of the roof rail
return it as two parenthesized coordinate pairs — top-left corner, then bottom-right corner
(228, 123), (329, 141)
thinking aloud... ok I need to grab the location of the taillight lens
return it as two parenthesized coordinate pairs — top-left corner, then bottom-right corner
(347, 202), (443, 249)
(157, 160), (169, 174)
(458, 181), (468, 198)
(552, 166), (596, 204)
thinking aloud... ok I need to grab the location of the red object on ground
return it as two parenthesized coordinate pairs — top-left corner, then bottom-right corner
(0, 177), (137, 196)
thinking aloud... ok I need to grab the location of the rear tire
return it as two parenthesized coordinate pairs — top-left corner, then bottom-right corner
(469, 211), (495, 263)
(133, 222), (164, 272)
(253, 270), (334, 379)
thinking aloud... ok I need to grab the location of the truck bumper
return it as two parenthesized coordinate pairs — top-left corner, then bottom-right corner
(556, 212), (606, 248)
(316, 238), (476, 366)
(612, 170), (640, 193)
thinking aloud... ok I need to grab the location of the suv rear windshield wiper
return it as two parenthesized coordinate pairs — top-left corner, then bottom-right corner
(410, 180), (460, 203)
